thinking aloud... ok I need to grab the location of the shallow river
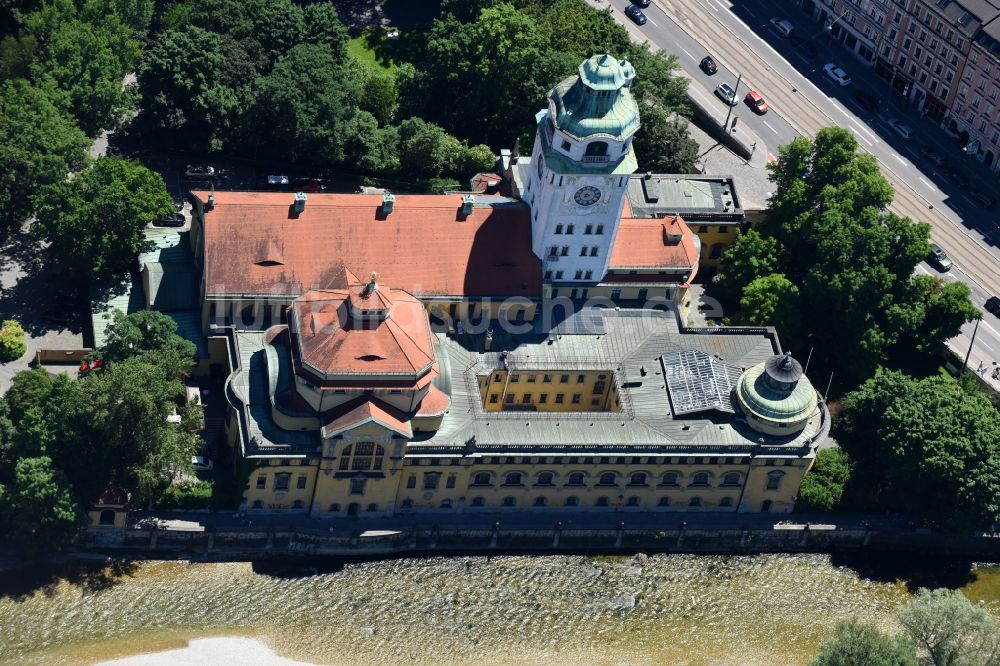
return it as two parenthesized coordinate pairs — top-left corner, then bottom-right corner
(1, 554), (998, 665)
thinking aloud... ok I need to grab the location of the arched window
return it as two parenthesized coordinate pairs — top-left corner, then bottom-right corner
(566, 472), (586, 486)
(585, 141), (608, 156)
(565, 496), (579, 507)
(598, 472), (617, 486)
(626, 496), (640, 507)
(338, 442), (385, 471)
(766, 470), (785, 490)
(659, 472), (680, 486)
(537, 155), (544, 179)
(709, 243), (725, 259)
(502, 496), (516, 507)
(628, 472), (648, 486)
(366, 503), (379, 512)
(688, 497), (702, 507)
(657, 497), (671, 507)
(690, 472), (711, 487)
(440, 499), (453, 509)
(722, 472), (742, 486)
(720, 497), (734, 507)
(535, 472), (555, 486)
(533, 497), (547, 507)
(472, 472), (492, 486)
(471, 497), (485, 507)
(595, 496), (610, 507)
(240, 304), (256, 327)
(99, 509), (116, 525)
(503, 472), (524, 486)
(400, 499), (413, 509)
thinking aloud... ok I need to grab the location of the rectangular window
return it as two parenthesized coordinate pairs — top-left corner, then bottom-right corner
(555, 393), (565, 404)
(489, 394), (499, 403)
(555, 271), (563, 279)
(555, 224), (563, 234)
(510, 374), (519, 383)
(584, 224), (592, 234)
(446, 475), (456, 489)
(423, 473), (440, 490)
(718, 226), (729, 233)
(577, 375), (585, 383)
(539, 393), (548, 404)
(590, 246), (598, 256)
(544, 270), (552, 280)
(596, 224), (604, 234)
(527, 374), (536, 383)
(560, 246), (569, 256)
(522, 394), (532, 404)
(566, 224), (575, 234)
(406, 476), (416, 489)
(256, 476), (266, 490)
(505, 394), (515, 404)
(548, 246), (558, 257)
(296, 475), (307, 490)
(560, 374), (569, 383)
(580, 247), (587, 256)
(575, 270), (583, 279)
(350, 478), (366, 495)
(572, 394), (582, 404)
(274, 474), (290, 491)
(584, 270), (593, 280)
(543, 374), (552, 383)
(698, 225), (709, 233)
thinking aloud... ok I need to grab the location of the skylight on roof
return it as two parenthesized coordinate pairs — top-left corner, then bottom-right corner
(661, 350), (743, 415)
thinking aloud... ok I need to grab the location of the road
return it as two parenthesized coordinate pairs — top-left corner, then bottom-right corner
(603, 0), (1000, 379)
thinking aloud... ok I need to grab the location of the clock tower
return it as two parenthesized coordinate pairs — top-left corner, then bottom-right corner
(521, 52), (640, 283)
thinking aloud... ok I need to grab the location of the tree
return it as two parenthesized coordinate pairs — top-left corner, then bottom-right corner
(632, 106), (698, 173)
(897, 588), (1000, 666)
(100, 310), (196, 379)
(361, 69), (399, 127)
(459, 144), (498, 180)
(1, 456), (81, 554)
(0, 79), (88, 229)
(810, 619), (917, 666)
(398, 117), (466, 180)
(836, 370), (1000, 531)
(0, 319), (27, 362)
(303, 1), (348, 58)
(715, 229), (779, 303)
(796, 448), (852, 513)
(736, 274), (801, 338)
(34, 156), (173, 284)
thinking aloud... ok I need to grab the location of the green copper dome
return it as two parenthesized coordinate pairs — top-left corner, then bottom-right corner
(736, 353), (818, 424)
(548, 52), (640, 140)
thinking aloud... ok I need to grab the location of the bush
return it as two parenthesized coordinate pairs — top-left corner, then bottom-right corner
(0, 319), (27, 362)
(796, 448), (852, 512)
(157, 479), (213, 510)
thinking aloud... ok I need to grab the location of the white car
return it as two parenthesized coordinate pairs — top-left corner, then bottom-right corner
(886, 117), (913, 139)
(714, 82), (738, 106)
(823, 63), (852, 86)
(192, 456), (214, 472)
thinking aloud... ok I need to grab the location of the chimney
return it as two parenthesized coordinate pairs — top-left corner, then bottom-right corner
(461, 194), (475, 216)
(484, 328), (493, 351)
(293, 192), (308, 214)
(382, 192), (395, 215)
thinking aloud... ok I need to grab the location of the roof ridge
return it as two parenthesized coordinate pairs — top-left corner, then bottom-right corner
(384, 315), (434, 372)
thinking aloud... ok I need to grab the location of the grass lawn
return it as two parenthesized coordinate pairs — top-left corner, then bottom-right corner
(347, 31), (400, 74)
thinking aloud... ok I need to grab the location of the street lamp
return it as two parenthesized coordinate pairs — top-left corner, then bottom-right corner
(723, 72), (743, 131)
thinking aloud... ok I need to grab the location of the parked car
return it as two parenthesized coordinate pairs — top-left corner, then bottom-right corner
(986, 296), (1000, 317)
(632, 0), (651, 6)
(919, 146), (948, 168)
(715, 82), (738, 106)
(927, 243), (953, 272)
(971, 190), (996, 209)
(744, 89), (769, 114)
(823, 63), (852, 86)
(850, 89), (879, 113)
(886, 117), (913, 139)
(153, 212), (185, 227)
(770, 18), (794, 38)
(192, 456), (214, 472)
(700, 56), (718, 75)
(624, 5), (647, 24)
(184, 164), (216, 179)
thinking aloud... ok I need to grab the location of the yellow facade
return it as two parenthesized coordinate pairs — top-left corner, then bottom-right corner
(478, 369), (621, 413)
(695, 222), (742, 267)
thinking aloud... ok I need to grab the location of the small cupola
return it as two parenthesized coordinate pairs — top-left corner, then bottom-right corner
(461, 194), (475, 216)
(348, 272), (391, 323)
(293, 192), (308, 214)
(735, 351), (818, 437)
(382, 192), (395, 215)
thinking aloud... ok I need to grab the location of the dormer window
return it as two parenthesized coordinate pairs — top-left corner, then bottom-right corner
(561, 139), (571, 151)
(585, 141), (608, 156)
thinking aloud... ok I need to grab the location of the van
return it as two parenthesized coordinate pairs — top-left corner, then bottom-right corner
(770, 18), (794, 38)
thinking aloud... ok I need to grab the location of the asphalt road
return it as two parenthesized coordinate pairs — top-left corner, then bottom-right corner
(603, 0), (1000, 379)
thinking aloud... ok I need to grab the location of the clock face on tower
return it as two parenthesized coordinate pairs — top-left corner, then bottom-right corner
(574, 186), (602, 206)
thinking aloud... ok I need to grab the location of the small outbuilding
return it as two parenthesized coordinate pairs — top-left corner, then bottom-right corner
(88, 483), (130, 528)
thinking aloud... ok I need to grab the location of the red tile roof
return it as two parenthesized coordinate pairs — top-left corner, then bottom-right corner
(291, 287), (436, 377)
(609, 214), (698, 271)
(196, 191), (542, 299)
(321, 398), (412, 438)
(95, 483), (129, 506)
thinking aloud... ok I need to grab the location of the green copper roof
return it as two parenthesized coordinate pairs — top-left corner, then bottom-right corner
(549, 53), (640, 141)
(736, 358), (818, 423)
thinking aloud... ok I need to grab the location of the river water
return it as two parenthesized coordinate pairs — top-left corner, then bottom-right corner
(1, 554), (998, 665)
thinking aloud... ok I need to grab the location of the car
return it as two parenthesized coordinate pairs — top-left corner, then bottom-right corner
(850, 89), (879, 113)
(927, 243), (953, 272)
(714, 82), (738, 106)
(153, 212), (185, 227)
(744, 89), (769, 114)
(919, 146), (948, 168)
(769, 18), (794, 38)
(624, 5), (647, 24)
(632, 0), (651, 6)
(794, 40), (818, 59)
(970, 190), (996, 209)
(823, 63), (852, 86)
(700, 56), (718, 75)
(986, 296), (1000, 316)
(265, 174), (290, 190)
(184, 164), (216, 179)
(192, 456), (214, 472)
(886, 117), (913, 139)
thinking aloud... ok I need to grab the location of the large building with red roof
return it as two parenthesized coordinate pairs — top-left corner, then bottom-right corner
(185, 54), (824, 518)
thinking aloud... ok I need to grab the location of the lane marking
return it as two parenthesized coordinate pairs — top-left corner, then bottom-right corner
(680, 47), (695, 60)
(763, 120), (778, 134)
(893, 154), (906, 164)
(850, 128), (873, 147)
(647, 17), (659, 26)
(848, 116), (879, 144)
(919, 177), (936, 191)
(980, 340), (996, 353)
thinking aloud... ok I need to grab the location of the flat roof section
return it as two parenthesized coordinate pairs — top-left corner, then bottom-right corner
(627, 175), (744, 222)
